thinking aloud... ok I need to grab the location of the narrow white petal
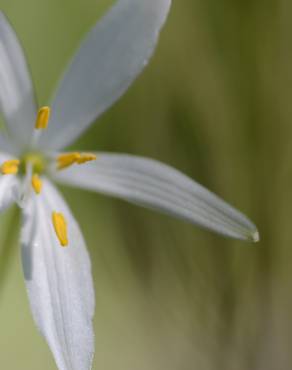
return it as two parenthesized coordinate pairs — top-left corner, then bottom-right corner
(0, 152), (20, 210)
(0, 12), (37, 148)
(21, 179), (95, 370)
(0, 151), (17, 164)
(38, 0), (171, 150)
(0, 175), (19, 211)
(0, 132), (19, 155)
(53, 153), (259, 242)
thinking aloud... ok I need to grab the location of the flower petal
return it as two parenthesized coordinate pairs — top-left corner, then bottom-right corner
(0, 133), (19, 156)
(21, 179), (95, 370)
(38, 0), (171, 150)
(0, 12), (37, 148)
(0, 175), (19, 211)
(0, 152), (20, 210)
(52, 153), (259, 242)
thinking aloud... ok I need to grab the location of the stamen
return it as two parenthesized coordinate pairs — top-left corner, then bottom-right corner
(77, 153), (97, 164)
(31, 174), (42, 194)
(1, 159), (20, 175)
(35, 106), (50, 130)
(57, 152), (81, 170)
(57, 152), (96, 170)
(52, 212), (68, 247)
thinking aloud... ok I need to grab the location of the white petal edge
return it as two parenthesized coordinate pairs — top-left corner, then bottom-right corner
(38, 0), (171, 151)
(21, 179), (95, 370)
(52, 153), (259, 242)
(0, 12), (37, 148)
(0, 152), (20, 210)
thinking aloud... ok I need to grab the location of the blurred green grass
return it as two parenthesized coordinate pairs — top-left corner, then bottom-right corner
(0, 0), (291, 369)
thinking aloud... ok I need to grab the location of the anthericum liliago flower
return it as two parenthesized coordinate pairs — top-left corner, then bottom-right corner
(0, 1), (259, 370)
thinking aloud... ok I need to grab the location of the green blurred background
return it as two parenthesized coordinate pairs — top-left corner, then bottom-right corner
(0, 0), (291, 369)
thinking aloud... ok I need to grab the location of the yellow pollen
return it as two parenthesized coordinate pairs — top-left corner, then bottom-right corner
(35, 106), (50, 130)
(31, 174), (42, 194)
(1, 159), (20, 175)
(57, 152), (96, 170)
(77, 153), (97, 164)
(57, 152), (81, 170)
(52, 212), (68, 247)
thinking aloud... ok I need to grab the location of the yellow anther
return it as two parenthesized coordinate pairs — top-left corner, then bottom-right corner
(1, 159), (20, 175)
(57, 152), (81, 170)
(35, 106), (50, 130)
(52, 212), (68, 247)
(57, 152), (96, 170)
(77, 153), (97, 164)
(31, 174), (42, 194)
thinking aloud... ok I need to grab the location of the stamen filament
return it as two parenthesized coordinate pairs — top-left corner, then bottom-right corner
(31, 174), (42, 194)
(1, 159), (20, 175)
(52, 212), (68, 247)
(35, 106), (50, 130)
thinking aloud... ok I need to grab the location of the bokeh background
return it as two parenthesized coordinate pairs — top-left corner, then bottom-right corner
(0, 0), (291, 369)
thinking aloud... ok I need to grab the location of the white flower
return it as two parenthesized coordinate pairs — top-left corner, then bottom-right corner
(0, 1), (259, 370)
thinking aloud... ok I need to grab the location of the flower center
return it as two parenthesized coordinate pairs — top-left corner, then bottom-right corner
(23, 152), (46, 174)
(0, 106), (96, 248)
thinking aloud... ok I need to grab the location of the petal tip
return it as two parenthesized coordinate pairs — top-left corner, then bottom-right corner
(251, 230), (260, 243)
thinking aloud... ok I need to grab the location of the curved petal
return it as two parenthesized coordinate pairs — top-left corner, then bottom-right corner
(0, 133), (19, 156)
(52, 153), (259, 242)
(0, 175), (19, 211)
(38, 0), (171, 150)
(21, 179), (95, 370)
(0, 152), (20, 210)
(0, 12), (37, 148)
